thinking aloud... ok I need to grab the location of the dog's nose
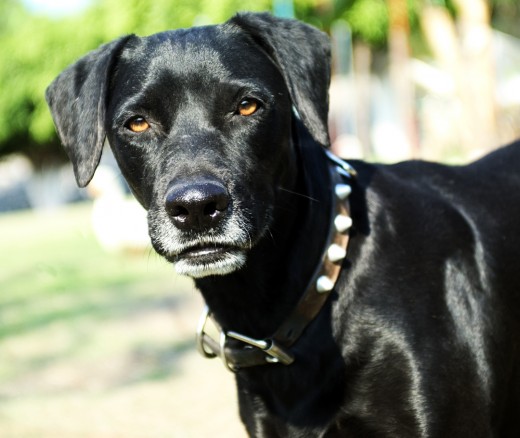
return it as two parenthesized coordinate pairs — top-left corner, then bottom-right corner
(165, 180), (230, 230)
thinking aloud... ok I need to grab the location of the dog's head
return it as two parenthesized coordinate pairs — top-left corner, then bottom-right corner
(46, 13), (331, 278)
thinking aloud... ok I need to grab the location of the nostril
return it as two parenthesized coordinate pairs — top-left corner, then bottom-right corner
(204, 195), (229, 217)
(203, 202), (218, 218)
(170, 205), (189, 219)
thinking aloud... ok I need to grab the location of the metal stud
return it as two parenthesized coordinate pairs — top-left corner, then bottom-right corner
(336, 166), (353, 179)
(325, 150), (358, 178)
(316, 275), (334, 293)
(335, 184), (352, 200)
(327, 243), (347, 263)
(334, 214), (353, 233)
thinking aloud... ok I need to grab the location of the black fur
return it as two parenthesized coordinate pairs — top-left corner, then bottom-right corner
(46, 12), (520, 437)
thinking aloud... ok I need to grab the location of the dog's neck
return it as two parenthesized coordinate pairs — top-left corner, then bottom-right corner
(194, 121), (331, 340)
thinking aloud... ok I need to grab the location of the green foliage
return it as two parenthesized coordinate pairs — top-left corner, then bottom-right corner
(0, 0), (272, 161)
(334, 0), (423, 47)
(0, 0), (382, 160)
(3, 0), (515, 160)
(342, 0), (388, 46)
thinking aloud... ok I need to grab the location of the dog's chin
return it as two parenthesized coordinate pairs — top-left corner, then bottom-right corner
(173, 247), (247, 278)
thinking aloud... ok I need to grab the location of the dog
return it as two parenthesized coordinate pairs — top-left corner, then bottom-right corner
(46, 12), (520, 437)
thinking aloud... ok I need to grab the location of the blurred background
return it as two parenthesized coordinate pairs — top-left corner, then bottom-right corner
(1, 0), (519, 436)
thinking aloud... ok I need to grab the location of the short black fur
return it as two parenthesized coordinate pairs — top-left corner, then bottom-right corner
(46, 12), (520, 437)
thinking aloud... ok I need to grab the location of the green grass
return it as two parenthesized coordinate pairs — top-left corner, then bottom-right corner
(0, 202), (194, 383)
(0, 203), (186, 335)
(0, 203), (246, 438)
(0, 204), (248, 438)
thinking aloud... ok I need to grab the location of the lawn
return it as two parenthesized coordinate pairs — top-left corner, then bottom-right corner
(0, 203), (244, 437)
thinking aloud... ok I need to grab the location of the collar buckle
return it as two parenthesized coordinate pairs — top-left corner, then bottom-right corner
(227, 331), (295, 366)
(196, 305), (294, 372)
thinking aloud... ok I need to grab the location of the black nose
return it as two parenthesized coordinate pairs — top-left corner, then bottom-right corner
(165, 179), (230, 231)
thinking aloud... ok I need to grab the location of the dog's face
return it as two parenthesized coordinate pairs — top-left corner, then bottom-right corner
(46, 13), (331, 278)
(107, 28), (294, 277)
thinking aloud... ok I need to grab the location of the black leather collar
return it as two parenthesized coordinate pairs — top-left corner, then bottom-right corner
(195, 150), (356, 371)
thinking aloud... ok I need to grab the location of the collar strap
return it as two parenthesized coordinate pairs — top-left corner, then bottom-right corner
(195, 151), (355, 371)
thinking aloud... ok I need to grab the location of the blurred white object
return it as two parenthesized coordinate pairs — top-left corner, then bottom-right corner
(87, 165), (151, 253)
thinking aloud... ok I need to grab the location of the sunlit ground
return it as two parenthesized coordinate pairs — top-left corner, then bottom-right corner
(0, 203), (245, 437)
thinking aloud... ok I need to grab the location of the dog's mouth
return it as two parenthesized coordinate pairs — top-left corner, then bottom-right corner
(178, 244), (236, 260)
(172, 243), (247, 278)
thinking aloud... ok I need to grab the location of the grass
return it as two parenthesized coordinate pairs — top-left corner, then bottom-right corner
(0, 202), (190, 384)
(0, 203), (185, 339)
(0, 203), (245, 437)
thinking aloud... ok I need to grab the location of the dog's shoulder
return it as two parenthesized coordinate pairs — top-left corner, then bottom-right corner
(348, 158), (459, 212)
(347, 141), (520, 262)
(351, 140), (520, 205)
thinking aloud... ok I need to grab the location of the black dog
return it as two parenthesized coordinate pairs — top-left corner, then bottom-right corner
(46, 12), (520, 437)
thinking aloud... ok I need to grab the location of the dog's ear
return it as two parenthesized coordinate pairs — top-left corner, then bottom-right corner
(45, 35), (134, 187)
(230, 12), (331, 147)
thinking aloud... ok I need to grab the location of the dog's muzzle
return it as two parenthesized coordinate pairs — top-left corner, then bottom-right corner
(159, 176), (248, 278)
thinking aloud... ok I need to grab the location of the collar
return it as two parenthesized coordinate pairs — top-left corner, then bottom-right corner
(195, 150), (356, 371)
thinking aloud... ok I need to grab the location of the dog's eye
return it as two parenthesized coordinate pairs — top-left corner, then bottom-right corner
(125, 117), (150, 133)
(237, 99), (259, 117)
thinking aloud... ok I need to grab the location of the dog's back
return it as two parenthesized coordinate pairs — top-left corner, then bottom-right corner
(341, 140), (520, 435)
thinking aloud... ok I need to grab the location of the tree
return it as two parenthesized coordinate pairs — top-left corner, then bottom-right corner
(0, 0), (270, 164)
(1, 0), (518, 163)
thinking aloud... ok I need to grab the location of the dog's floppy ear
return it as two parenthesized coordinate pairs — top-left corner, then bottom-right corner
(230, 12), (331, 147)
(45, 35), (134, 187)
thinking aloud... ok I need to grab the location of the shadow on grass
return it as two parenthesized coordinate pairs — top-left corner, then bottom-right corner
(0, 288), (201, 398)
(0, 285), (191, 341)
(0, 338), (197, 402)
(114, 338), (196, 387)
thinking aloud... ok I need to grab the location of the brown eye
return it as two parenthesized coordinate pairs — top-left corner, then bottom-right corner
(238, 99), (259, 116)
(126, 117), (150, 133)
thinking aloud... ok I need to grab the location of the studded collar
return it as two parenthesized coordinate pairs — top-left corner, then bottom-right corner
(195, 150), (356, 371)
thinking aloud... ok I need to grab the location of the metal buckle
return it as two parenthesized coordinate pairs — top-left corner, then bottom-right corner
(227, 331), (294, 366)
(196, 306), (294, 371)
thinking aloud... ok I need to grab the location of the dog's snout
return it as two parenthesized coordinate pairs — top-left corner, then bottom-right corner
(165, 180), (230, 230)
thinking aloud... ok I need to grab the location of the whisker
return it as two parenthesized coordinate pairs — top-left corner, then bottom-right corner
(278, 187), (319, 202)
